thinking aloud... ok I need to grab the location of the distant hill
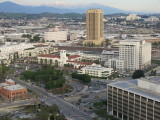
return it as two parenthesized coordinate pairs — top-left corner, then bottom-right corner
(0, 1), (126, 14)
(0, 12), (86, 19)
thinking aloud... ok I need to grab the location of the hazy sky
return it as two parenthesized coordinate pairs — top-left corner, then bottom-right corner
(1, 0), (160, 12)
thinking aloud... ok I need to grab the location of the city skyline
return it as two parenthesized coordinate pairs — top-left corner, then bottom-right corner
(0, 0), (160, 13)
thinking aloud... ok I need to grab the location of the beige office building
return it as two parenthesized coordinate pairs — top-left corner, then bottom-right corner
(107, 77), (160, 120)
(83, 9), (104, 46)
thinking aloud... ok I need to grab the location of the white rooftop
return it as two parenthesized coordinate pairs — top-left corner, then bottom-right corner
(108, 76), (160, 102)
(82, 65), (113, 71)
(4, 84), (26, 91)
(0, 83), (9, 88)
(5, 79), (15, 83)
(121, 39), (144, 42)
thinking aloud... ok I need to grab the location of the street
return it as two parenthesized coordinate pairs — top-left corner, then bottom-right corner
(13, 78), (92, 120)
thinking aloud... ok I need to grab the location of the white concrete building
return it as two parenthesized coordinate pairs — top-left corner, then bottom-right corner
(78, 64), (113, 78)
(44, 31), (68, 42)
(22, 46), (58, 58)
(0, 42), (34, 64)
(119, 39), (151, 71)
(38, 50), (68, 67)
(101, 50), (119, 62)
(0, 36), (5, 43)
(108, 59), (124, 70)
(66, 51), (101, 61)
(37, 50), (95, 68)
(37, 50), (85, 67)
(4, 33), (29, 42)
(145, 16), (159, 22)
(0, 42), (34, 55)
(102, 50), (119, 67)
(126, 14), (141, 21)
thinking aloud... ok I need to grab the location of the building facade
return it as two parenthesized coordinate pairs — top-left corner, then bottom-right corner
(44, 30), (68, 42)
(145, 16), (159, 22)
(0, 79), (27, 101)
(83, 9), (104, 46)
(102, 50), (119, 68)
(1, 85), (27, 101)
(119, 39), (151, 71)
(107, 77), (160, 120)
(108, 59), (124, 70)
(78, 64), (113, 78)
(22, 46), (58, 58)
(0, 42), (34, 64)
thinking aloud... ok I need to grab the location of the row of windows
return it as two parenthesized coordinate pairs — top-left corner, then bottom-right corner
(12, 91), (26, 95)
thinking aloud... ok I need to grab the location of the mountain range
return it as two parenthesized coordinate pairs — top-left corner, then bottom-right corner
(0, 1), (127, 14)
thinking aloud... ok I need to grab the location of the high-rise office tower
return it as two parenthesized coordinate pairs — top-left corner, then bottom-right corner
(83, 9), (104, 46)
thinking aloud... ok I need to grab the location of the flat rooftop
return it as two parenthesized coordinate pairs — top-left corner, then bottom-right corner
(5, 79), (15, 83)
(3, 84), (26, 91)
(108, 76), (160, 102)
(0, 83), (9, 88)
(82, 65), (113, 71)
(121, 39), (143, 42)
(53, 46), (118, 52)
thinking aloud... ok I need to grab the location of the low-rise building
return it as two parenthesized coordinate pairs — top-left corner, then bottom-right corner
(78, 64), (113, 78)
(0, 79), (27, 101)
(44, 26), (68, 42)
(0, 36), (5, 43)
(38, 50), (82, 67)
(145, 16), (159, 22)
(101, 50), (119, 62)
(0, 42), (34, 64)
(22, 46), (58, 58)
(108, 59), (124, 70)
(1, 85), (27, 101)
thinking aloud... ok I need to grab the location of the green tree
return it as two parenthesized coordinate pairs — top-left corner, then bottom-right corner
(132, 70), (145, 79)
(94, 60), (100, 64)
(0, 63), (13, 81)
(93, 102), (103, 108)
(56, 114), (66, 120)
(71, 72), (91, 83)
(30, 35), (40, 42)
(21, 34), (31, 39)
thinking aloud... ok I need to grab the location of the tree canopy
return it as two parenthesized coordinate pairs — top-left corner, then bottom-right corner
(22, 66), (65, 90)
(132, 70), (145, 79)
(0, 63), (13, 82)
(30, 35), (40, 42)
(71, 72), (91, 83)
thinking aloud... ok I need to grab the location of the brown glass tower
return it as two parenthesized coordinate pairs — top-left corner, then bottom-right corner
(83, 9), (104, 46)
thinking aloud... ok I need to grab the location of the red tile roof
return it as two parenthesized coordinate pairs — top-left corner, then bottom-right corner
(68, 55), (81, 60)
(38, 55), (60, 58)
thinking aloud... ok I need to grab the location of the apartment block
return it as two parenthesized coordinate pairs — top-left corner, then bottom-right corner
(119, 39), (151, 71)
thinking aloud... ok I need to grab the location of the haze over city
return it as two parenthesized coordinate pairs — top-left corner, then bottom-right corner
(0, 0), (160, 13)
(0, 0), (160, 119)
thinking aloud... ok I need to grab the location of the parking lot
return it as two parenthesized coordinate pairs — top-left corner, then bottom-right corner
(86, 81), (107, 92)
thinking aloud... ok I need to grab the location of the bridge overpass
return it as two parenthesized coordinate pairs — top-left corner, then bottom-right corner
(0, 98), (39, 111)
